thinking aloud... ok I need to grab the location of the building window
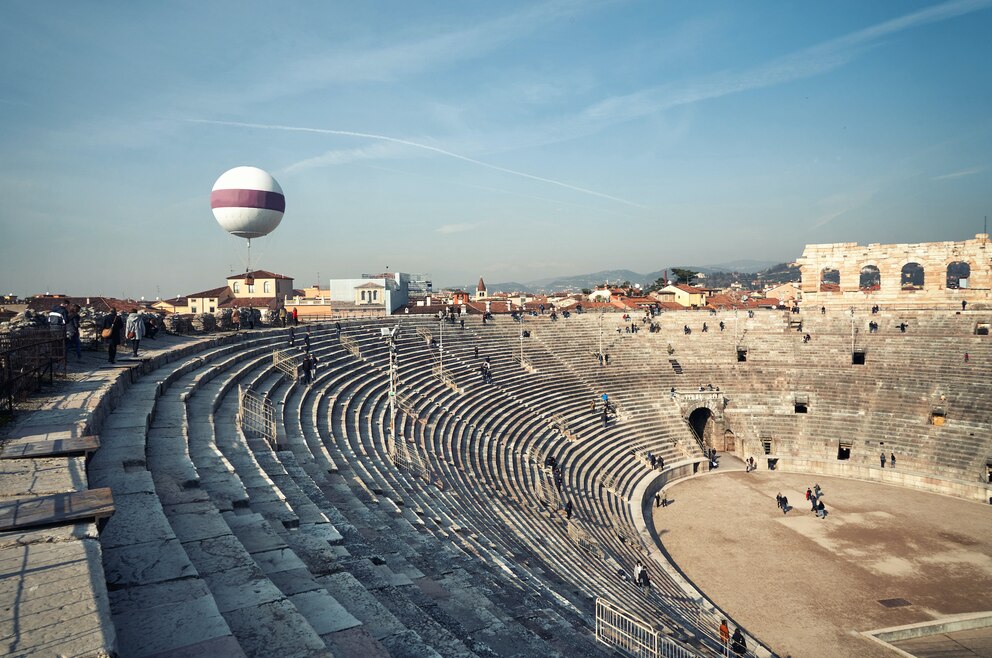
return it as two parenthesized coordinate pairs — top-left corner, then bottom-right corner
(264, 281), (271, 293)
(233, 282), (240, 293)
(191, 306), (197, 313)
(361, 290), (366, 301)
(248, 285), (254, 294)
(209, 306), (215, 313)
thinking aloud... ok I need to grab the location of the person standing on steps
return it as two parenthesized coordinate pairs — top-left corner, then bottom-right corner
(731, 627), (746, 655)
(719, 620), (730, 651)
(564, 500), (573, 520)
(880, 451), (886, 468)
(890, 452), (896, 469)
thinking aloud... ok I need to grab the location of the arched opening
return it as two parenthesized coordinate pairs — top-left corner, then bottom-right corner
(722, 429), (736, 452)
(820, 267), (840, 292)
(946, 261), (971, 289)
(859, 265), (880, 291)
(688, 407), (714, 449)
(901, 263), (925, 291)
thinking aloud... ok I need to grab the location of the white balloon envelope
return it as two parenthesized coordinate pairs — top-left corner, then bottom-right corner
(211, 166), (285, 239)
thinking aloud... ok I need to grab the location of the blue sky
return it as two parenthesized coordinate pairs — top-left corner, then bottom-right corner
(1, 0), (990, 297)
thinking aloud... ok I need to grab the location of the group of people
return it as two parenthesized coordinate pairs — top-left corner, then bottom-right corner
(276, 305), (299, 327)
(880, 451), (896, 468)
(806, 484), (827, 518)
(719, 619), (748, 656)
(646, 451), (665, 470)
(479, 357), (494, 384)
(100, 308), (154, 363)
(48, 303), (82, 361)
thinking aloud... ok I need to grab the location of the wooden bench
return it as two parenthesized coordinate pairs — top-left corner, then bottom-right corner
(0, 488), (115, 532)
(1, 434), (100, 460)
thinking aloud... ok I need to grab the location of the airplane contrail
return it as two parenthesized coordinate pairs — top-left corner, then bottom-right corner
(186, 118), (644, 208)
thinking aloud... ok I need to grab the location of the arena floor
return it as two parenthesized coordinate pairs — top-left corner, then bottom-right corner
(653, 470), (992, 658)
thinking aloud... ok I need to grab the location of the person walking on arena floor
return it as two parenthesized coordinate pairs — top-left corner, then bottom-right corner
(776, 492), (783, 511)
(781, 495), (789, 515)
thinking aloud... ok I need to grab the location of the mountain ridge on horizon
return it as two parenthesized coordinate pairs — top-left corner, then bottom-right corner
(444, 258), (791, 293)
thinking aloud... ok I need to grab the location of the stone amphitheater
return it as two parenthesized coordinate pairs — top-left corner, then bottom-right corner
(2, 304), (991, 658)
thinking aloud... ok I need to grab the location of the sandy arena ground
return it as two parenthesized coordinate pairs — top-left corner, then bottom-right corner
(654, 470), (992, 658)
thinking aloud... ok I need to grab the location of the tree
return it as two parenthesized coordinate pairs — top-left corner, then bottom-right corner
(581, 288), (592, 295)
(672, 268), (696, 285)
(646, 276), (668, 293)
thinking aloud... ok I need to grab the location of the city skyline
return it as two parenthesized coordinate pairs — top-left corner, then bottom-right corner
(1, 1), (990, 298)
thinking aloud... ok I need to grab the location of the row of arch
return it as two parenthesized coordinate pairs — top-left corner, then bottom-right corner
(818, 262), (971, 292)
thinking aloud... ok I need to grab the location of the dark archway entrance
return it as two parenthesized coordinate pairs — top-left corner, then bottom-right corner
(688, 407), (714, 449)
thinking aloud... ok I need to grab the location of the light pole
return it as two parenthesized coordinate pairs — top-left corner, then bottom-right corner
(384, 325), (400, 450)
(520, 307), (525, 367)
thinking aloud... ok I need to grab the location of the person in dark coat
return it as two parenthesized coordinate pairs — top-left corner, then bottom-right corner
(103, 309), (124, 363)
(731, 627), (746, 655)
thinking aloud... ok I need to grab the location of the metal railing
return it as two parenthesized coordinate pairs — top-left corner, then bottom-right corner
(238, 385), (277, 448)
(340, 333), (361, 358)
(272, 349), (301, 381)
(596, 598), (698, 658)
(0, 327), (67, 415)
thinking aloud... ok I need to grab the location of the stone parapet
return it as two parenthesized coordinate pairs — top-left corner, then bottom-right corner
(797, 234), (991, 308)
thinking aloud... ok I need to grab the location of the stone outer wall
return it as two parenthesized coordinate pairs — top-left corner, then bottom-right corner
(797, 233), (991, 308)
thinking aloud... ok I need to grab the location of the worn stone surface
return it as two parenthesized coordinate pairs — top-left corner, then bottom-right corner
(181, 534), (259, 575)
(0, 538), (116, 658)
(99, 492), (175, 549)
(223, 598), (332, 658)
(103, 537), (198, 588)
(112, 588), (233, 658)
(318, 571), (406, 641)
(288, 589), (362, 635)
(0, 456), (88, 498)
(200, 565), (283, 613)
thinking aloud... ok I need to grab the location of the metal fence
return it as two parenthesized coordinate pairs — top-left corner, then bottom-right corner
(340, 333), (361, 358)
(596, 598), (697, 658)
(272, 349), (301, 381)
(238, 385), (277, 448)
(0, 327), (67, 415)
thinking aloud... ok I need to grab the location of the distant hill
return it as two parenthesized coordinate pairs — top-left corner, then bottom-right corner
(445, 259), (794, 293)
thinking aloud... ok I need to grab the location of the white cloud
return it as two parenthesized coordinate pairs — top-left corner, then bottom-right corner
(932, 166), (987, 180)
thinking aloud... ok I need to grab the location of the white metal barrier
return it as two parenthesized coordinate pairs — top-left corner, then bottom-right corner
(272, 349), (300, 381)
(238, 385), (277, 448)
(596, 598), (699, 658)
(340, 333), (361, 358)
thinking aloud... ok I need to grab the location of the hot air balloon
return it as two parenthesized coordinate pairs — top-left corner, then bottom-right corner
(211, 166), (285, 283)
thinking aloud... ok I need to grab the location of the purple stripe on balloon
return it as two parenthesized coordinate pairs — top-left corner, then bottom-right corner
(211, 189), (286, 212)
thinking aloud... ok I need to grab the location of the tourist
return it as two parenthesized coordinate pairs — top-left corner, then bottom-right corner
(292, 306), (299, 325)
(781, 495), (789, 515)
(103, 309), (124, 364)
(125, 309), (144, 357)
(289, 326), (295, 346)
(776, 492), (783, 511)
(657, 456), (664, 470)
(731, 627), (746, 655)
(231, 308), (241, 333)
(474, 346), (479, 359)
(655, 492), (661, 508)
(890, 452), (896, 469)
(962, 300), (968, 311)
(880, 451), (886, 468)
(633, 561), (643, 588)
(806, 488), (814, 510)
(301, 353), (312, 385)
(719, 620), (730, 650)
(702, 322), (708, 333)
(565, 500), (573, 520)
(304, 330), (311, 352)
(648, 452), (656, 469)
(48, 303), (66, 326)
(278, 305), (287, 327)
(144, 316), (159, 340)
(719, 321), (725, 331)
(965, 352), (969, 363)
(816, 500), (826, 519)
(813, 483), (822, 498)
(66, 304), (81, 361)
(460, 318), (465, 329)
(821, 306), (826, 315)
